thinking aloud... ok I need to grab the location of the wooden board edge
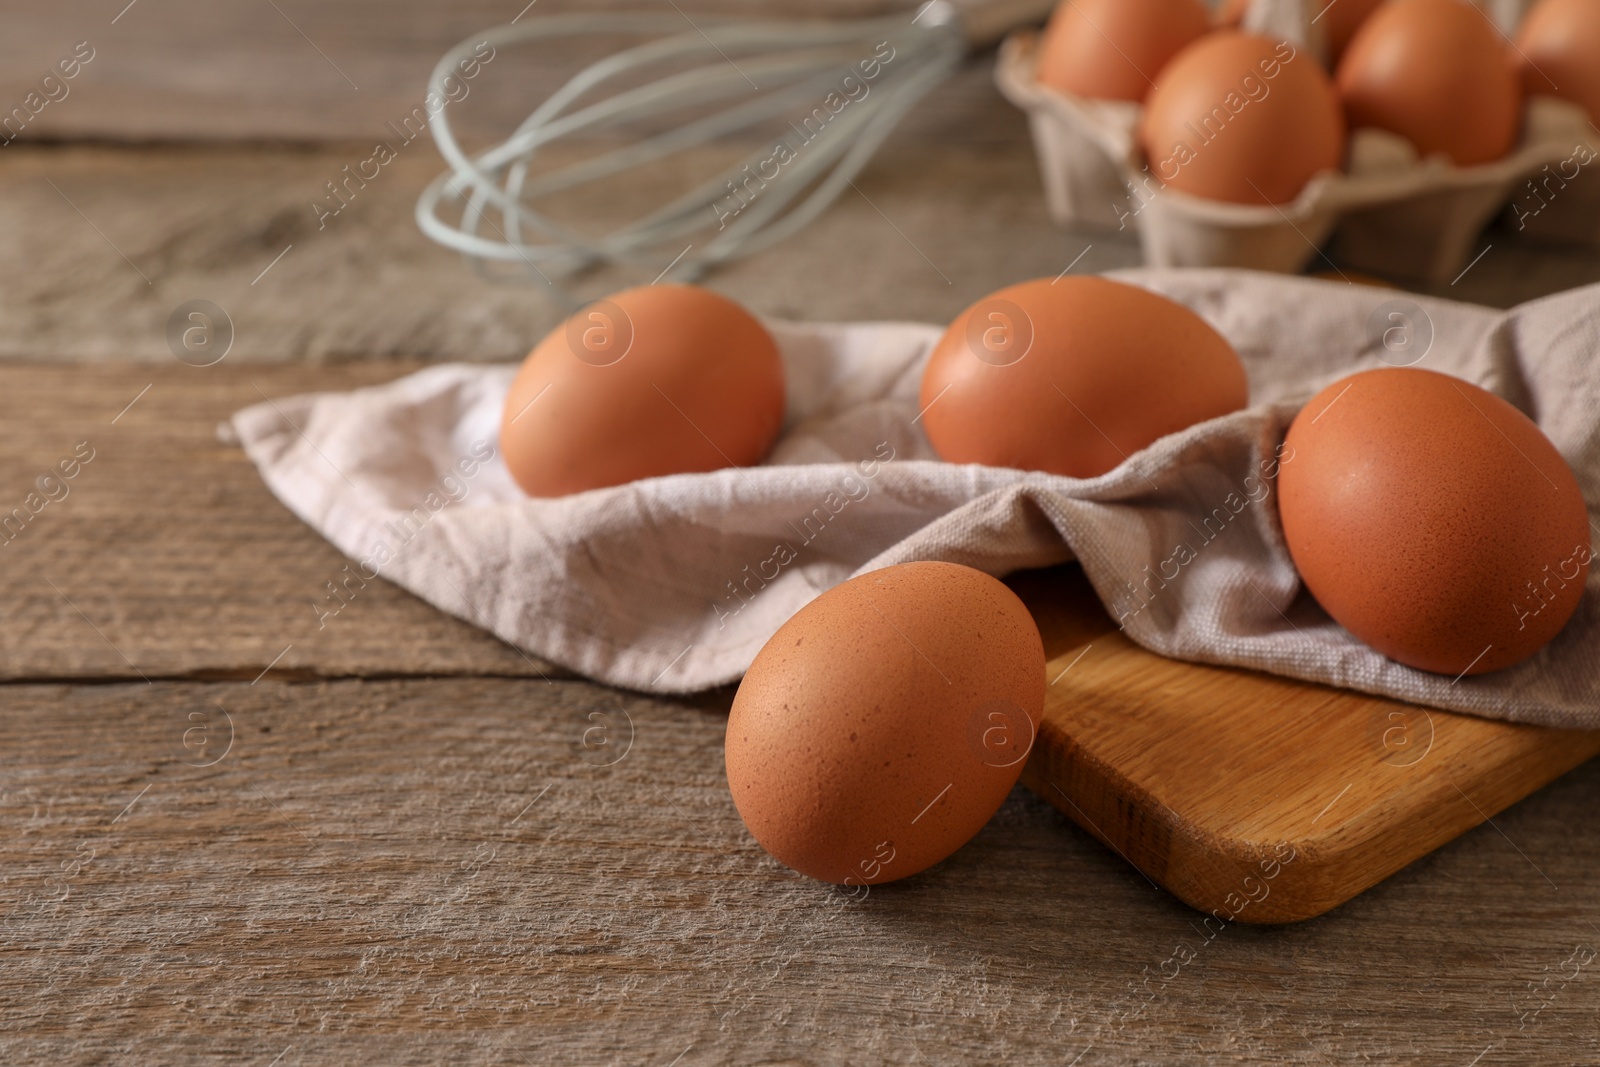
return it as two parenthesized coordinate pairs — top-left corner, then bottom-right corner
(1021, 717), (1600, 924)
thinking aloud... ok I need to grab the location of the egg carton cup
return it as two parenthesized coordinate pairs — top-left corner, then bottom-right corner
(996, 28), (1599, 281)
(1506, 129), (1600, 248)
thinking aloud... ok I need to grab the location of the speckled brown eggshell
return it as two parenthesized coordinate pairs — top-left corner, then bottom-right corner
(500, 284), (786, 498)
(1278, 368), (1592, 676)
(919, 276), (1249, 479)
(724, 562), (1046, 886)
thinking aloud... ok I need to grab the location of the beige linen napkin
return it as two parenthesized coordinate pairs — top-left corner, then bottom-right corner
(230, 269), (1600, 727)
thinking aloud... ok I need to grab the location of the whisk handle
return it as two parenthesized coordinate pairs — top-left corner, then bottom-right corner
(936, 0), (1057, 49)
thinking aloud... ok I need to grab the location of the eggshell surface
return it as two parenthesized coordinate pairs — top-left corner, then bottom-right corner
(1336, 0), (1522, 166)
(1214, 0), (1250, 27)
(1516, 0), (1600, 125)
(1323, 0), (1388, 63)
(1035, 0), (1211, 103)
(500, 285), (785, 498)
(1139, 33), (1346, 205)
(1278, 368), (1592, 677)
(919, 276), (1248, 479)
(725, 562), (1046, 886)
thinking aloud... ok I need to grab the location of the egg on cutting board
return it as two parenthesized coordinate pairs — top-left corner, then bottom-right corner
(1277, 368), (1592, 677)
(500, 285), (786, 498)
(725, 562), (1046, 886)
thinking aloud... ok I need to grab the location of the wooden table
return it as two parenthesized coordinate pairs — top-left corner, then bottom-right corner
(5, 23), (1600, 1064)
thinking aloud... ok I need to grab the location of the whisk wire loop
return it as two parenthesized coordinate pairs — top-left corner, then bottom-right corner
(416, 9), (966, 297)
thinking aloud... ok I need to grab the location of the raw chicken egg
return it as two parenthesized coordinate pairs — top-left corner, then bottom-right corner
(1322, 0), (1388, 63)
(1336, 0), (1522, 166)
(1516, 0), (1600, 125)
(919, 276), (1248, 479)
(500, 285), (786, 497)
(725, 562), (1046, 886)
(1215, 0), (1250, 27)
(1035, 0), (1211, 103)
(1278, 368), (1591, 677)
(1139, 32), (1346, 204)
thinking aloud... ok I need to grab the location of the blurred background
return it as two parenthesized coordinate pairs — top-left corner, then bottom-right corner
(2, 0), (1062, 364)
(2, 0), (1597, 364)
(7, 7), (1600, 1063)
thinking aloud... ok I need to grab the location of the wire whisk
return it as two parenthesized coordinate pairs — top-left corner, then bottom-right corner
(416, 0), (1052, 299)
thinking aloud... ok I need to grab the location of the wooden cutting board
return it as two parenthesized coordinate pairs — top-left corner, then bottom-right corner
(1008, 566), (1600, 924)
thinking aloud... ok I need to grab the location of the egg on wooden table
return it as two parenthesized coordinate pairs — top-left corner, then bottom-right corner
(500, 285), (786, 498)
(1277, 368), (1592, 677)
(1139, 31), (1346, 205)
(1035, 0), (1212, 102)
(725, 562), (1046, 886)
(919, 276), (1248, 479)
(1336, 0), (1523, 166)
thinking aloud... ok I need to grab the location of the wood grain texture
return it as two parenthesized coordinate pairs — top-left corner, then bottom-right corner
(0, 362), (560, 682)
(0, 0), (1015, 146)
(5, 676), (1600, 1066)
(3, 145), (1597, 373)
(1011, 570), (1600, 924)
(5, 82), (1600, 1062)
(0, 141), (1117, 364)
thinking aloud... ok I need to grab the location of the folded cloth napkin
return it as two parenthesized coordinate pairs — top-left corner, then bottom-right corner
(231, 269), (1600, 728)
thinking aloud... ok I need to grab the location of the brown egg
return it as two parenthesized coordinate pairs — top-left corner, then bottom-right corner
(500, 285), (785, 497)
(1324, 0), (1388, 63)
(1035, 0), (1211, 103)
(725, 562), (1045, 885)
(1336, 0), (1522, 166)
(919, 276), (1248, 479)
(1278, 368), (1591, 677)
(1139, 32), (1346, 204)
(1516, 0), (1600, 125)
(1215, 0), (1250, 28)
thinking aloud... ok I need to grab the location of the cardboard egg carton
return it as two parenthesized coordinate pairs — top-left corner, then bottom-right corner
(995, 0), (1600, 281)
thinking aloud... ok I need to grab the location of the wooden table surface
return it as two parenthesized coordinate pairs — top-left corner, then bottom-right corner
(5, 9), (1600, 1062)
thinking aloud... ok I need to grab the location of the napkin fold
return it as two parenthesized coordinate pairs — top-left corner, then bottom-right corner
(231, 269), (1600, 728)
